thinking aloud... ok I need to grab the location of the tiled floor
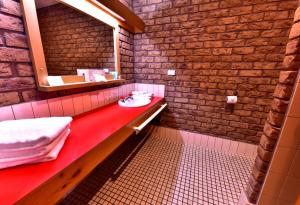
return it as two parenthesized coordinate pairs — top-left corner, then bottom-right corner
(60, 126), (254, 205)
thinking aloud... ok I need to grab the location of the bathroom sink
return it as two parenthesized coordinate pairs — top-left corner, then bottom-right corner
(118, 98), (151, 107)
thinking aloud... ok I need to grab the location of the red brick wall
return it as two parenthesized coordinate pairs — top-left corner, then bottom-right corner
(37, 4), (115, 76)
(0, 0), (36, 106)
(133, 0), (297, 143)
(0, 0), (134, 106)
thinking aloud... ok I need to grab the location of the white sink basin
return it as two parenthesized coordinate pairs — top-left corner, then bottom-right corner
(118, 98), (151, 107)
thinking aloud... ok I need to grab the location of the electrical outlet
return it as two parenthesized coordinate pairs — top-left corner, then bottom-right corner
(167, 70), (176, 76)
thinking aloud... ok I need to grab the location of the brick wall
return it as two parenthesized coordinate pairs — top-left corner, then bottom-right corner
(0, 0), (36, 107)
(133, 0), (297, 143)
(0, 0), (134, 106)
(246, 3), (300, 203)
(37, 4), (115, 76)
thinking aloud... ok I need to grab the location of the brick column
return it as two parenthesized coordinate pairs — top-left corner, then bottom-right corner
(245, 2), (300, 203)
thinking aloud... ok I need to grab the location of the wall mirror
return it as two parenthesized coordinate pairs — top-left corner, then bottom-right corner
(21, 0), (123, 91)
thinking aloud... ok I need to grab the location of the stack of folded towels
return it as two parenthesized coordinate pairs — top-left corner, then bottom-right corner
(0, 117), (72, 169)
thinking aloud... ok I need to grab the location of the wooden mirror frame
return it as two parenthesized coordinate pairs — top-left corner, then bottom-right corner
(21, 0), (124, 92)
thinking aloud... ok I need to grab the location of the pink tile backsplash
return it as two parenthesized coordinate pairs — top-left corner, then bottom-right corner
(31, 100), (50, 118)
(47, 98), (64, 117)
(61, 96), (75, 116)
(155, 126), (257, 159)
(97, 91), (105, 107)
(0, 83), (163, 122)
(229, 141), (239, 154)
(82, 94), (92, 112)
(221, 139), (231, 153)
(0, 106), (15, 121)
(237, 142), (247, 156)
(134, 83), (165, 97)
(73, 95), (84, 115)
(12, 102), (34, 120)
(90, 92), (99, 109)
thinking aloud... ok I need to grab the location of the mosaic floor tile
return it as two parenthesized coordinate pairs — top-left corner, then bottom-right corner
(60, 127), (254, 205)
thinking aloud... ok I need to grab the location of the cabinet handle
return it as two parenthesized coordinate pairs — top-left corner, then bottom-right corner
(133, 103), (167, 134)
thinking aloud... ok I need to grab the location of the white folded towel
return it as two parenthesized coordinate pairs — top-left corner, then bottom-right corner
(0, 117), (72, 149)
(0, 128), (70, 169)
(0, 127), (70, 159)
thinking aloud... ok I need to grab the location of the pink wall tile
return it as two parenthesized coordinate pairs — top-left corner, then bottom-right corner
(179, 130), (189, 144)
(221, 139), (231, 153)
(142, 84), (148, 92)
(148, 84), (154, 94)
(90, 91), (99, 109)
(229, 141), (239, 154)
(112, 88), (119, 101)
(207, 136), (215, 149)
(200, 134), (209, 147)
(0, 106), (15, 121)
(193, 133), (202, 147)
(158, 85), (165, 97)
(153, 84), (159, 96)
(31, 100), (50, 118)
(123, 84), (129, 96)
(48, 98), (64, 117)
(103, 89), (112, 104)
(118, 85), (125, 97)
(61, 96), (75, 116)
(82, 94), (92, 112)
(244, 144), (257, 159)
(12, 102), (34, 119)
(133, 83), (138, 91)
(97, 91), (105, 107)
(214, 137), (223, 151)
(237, 142), (247, 156)
(188, 132), (196, 145)
(137, 83), (143, 91)
(128, 84), (135, 93)
(73, 95), (84, 115)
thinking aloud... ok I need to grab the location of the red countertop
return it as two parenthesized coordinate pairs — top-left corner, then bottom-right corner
(0, 97), (164, 205)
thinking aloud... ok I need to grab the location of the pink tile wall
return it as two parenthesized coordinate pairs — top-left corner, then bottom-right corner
(134, 83), (165, 97)
(0, 83), (165, 122)
(155, 126), (257, 159)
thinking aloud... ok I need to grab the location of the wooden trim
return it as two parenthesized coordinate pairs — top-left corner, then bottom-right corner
(61, 75), (86, 84)
(114, 26), (121, 75)
(98, 0), (145, 33)
(57, 0), (119, 28)
(87, 0), (135, 32)
(15, 100), (164, 205)
(39, 79), (125, 92)
(21, 0), (130, 92)
(21, 0), (48, 87)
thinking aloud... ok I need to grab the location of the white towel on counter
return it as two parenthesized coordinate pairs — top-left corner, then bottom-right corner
(0, 128), (70, 169)
(0, 127), (70, 159)
(0, 117), (72, 149)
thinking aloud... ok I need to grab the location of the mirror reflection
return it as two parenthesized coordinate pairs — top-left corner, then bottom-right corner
(34, 0), (116, 84)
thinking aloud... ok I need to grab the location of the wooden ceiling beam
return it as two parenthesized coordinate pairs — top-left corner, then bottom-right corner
(98, 0), (145, 33)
